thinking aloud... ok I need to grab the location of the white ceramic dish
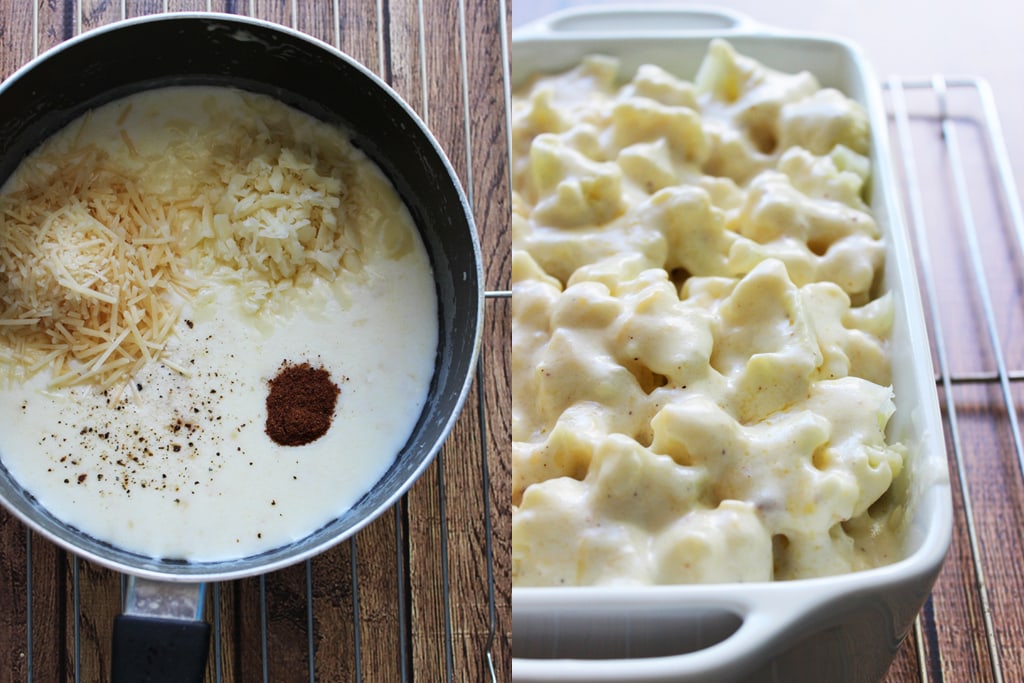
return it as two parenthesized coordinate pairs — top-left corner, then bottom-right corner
(511, 6), (952, 682)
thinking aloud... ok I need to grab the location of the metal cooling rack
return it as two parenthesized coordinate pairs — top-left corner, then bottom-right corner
(886, 76), (1024, 681)
(14, 0), (510, 681)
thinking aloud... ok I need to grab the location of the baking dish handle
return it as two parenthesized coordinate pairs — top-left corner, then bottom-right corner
(514, 4), (755, 37)
(512, 590), (820, 682)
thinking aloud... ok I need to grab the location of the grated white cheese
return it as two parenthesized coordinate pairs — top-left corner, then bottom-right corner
(0, 87), (414, 393)
(0, 146), (194, 392)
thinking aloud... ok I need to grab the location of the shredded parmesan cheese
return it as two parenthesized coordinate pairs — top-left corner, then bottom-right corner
(0, 87), (414, 394)
(0, 146), (194, 392)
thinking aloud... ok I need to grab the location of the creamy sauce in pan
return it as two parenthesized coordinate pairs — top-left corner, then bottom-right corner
(0, 87), (438, 561)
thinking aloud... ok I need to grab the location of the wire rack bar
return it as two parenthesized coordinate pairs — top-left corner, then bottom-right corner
(886, 75), (1024, 681)
(887, 75), (990, 683)
(939, 77), (1024, 486)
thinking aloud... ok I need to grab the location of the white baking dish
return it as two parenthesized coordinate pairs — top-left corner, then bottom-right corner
(511, 6), (952, 682)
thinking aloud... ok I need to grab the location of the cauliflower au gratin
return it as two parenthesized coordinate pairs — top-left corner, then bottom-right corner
(512, 40), (906, 585)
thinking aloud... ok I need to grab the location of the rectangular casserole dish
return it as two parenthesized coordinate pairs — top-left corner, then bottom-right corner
(510, 6), (953, 683)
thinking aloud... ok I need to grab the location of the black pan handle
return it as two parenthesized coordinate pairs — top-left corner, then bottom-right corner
(111, 577), (210, 683)
(111, 614), (210, 683)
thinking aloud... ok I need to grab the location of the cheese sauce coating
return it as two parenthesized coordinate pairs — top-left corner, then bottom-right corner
(0, 87), (438, 561)
(512, 41), (905, 585)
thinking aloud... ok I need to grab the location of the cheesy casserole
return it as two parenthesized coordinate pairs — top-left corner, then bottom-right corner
(511, 40), (905, 585)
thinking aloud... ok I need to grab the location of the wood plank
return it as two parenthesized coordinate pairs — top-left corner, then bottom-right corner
(29, 535), (65, 683)
(79, 0), (121, 31)
(381, 0), (422, 109)
(67, 559), (121, 683)
(310, 541), (358, 681)
(248, 0), (288, 25)
(0, 511), (27, 682)
(354, 512), (404, 680)
(960, 382), (1024, 681)
(294, 0), (332, 46)
(162, 0), (239, 11)
(470, 1), (512, 671)
(203, 583), (224, 683)
(37, 0), (75, 54)
(227, 574), (265, 681)
(407, 463), (453, 680)
(0, 0), (32, 78)
(125, 0), (162, 17)
(440, 391), (489, 680)
(263, 562), (312, 681)
(915, 386), (994, 680)
(210, 579), (241, 682)
(334, 0), (380, 71)
(484, 297), (512, 681)
(467, 0), (512, 293)
(880, 627), (921, 681)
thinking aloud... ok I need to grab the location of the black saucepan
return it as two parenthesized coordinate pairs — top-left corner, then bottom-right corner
(0, 13), (483, 681)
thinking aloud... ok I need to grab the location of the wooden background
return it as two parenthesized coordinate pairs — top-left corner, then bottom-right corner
(0, 0), (511, 681)
(513, 1), (1024, 682)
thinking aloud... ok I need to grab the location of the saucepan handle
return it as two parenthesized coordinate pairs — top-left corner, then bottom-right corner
(111, 577), (210, 683)
(111, 615), (210, 682)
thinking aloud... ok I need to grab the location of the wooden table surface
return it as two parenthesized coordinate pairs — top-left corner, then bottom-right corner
(512, 2), (1024, 682)
(0, 1), (511, 681)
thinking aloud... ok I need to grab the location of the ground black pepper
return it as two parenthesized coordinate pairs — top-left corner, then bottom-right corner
(265, 362), (340, 446)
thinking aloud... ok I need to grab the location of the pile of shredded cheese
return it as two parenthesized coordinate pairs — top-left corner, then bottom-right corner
(180, 94), (413, 316)
(0, 145), (194, 391)
(0, 87), (413, 394)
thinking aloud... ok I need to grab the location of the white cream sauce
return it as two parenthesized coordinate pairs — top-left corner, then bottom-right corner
(0, 87), (438, 562)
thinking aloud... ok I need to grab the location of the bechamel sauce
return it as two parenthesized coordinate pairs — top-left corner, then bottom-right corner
(0, 88), (438, 562)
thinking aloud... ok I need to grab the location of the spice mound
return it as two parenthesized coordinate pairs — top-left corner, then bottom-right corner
(265, 362), (341, 446)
